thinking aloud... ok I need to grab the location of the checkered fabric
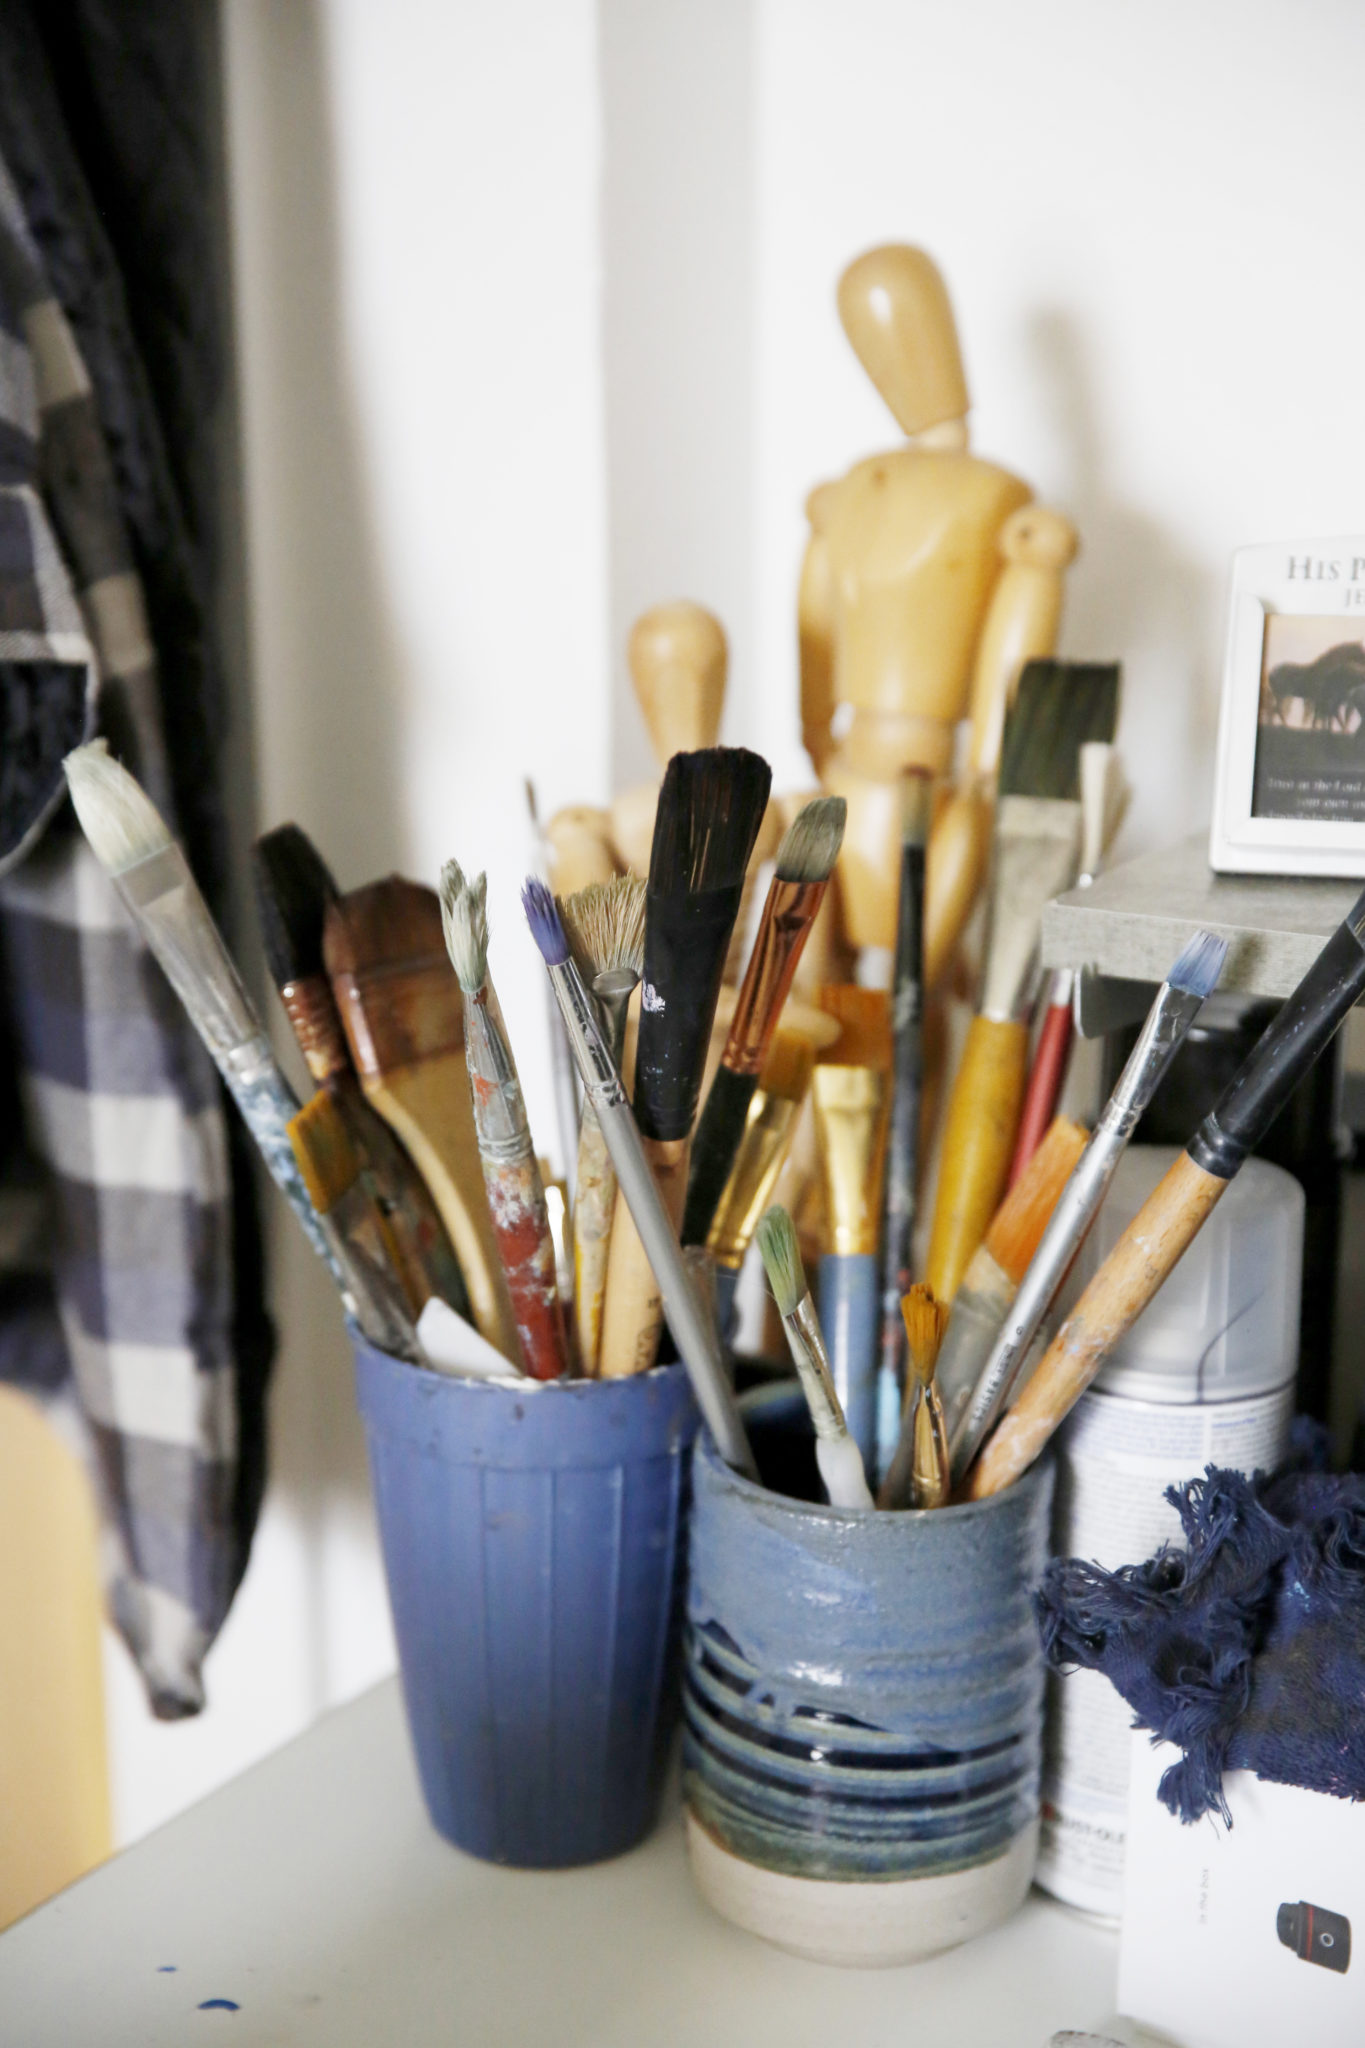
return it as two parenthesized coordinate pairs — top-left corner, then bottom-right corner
(0, 154), (237, 1717)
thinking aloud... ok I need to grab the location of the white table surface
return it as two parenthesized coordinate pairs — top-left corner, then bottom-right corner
(0, 1678), (1145, 2047)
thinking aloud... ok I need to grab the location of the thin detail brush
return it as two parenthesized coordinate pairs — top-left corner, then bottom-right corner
(877, 1285), (950, 1509)
(598, 747), (772, 1378)
(926, 661), (1120, 1303)
(254, 823), (470, 1320)
(62, 742), (372, 1327)
(441, 861), (568, 1381)
(682, 794), (846, 1246)
(522, 877), (757, 1477)
(705, 1028), (815, 1340)
(874, 767), (933, 1475)
(756, 1205), (873, 1510)
(956, 928), (1228, 1483)
(560, 874), (645, 1372)
(526, 777), (581, 1202)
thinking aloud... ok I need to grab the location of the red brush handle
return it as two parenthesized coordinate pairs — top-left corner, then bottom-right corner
(1008, 998), (1074, 1188)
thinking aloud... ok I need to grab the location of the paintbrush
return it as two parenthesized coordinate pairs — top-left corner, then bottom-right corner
(956, 928), (1228, 1485)
(521, 877), (757, 1477)
(966, 901), (1365, 1501)
(525, 778), (581, 1202)
(811, 985), (892, 1473)
(926, 660), (1119, 1303)
(877, 1284), (950, 1510)
(706, 1028), (815, 1340)
(1007, 742), (1129, 1185)
(61, 742), (369, 1321)
(931, 1114), (1089, 1474)
(756, 1204), (873, 1510)
(874, 767), (933, 1473)
(254, 823), (471, 1321)
(322, 876), (517, 1359)
(440, 862), (569, 1381)
(559, 874), (646, 1372)
(286, 1092), (421, 1357)
(682, 795), (846, 1247)
(598, 747), (772, 1379)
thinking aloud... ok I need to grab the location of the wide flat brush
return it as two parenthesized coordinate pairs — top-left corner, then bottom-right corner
(441, 862), (568, 1380)
(322, 877), (517, 1359)
(756, 1204), (873, 1510)
(559, 874), (646, 1373)
(287, 1092), (420, 1357)
(62, 744), (364, 1321)
(931, 1114), (1089, 1472)
(522, 878), (756, 1476)
(812, 985), (892, 1473)
(682, 795), (845, 1247)
(958, 928), (1227, 1487)
(1007, 742), (1128, 1185)
(967, 900), (1365, 1500)
(926, 660), (1119, 1303)
(875, 768), (933, 1473)
(706, 1028), (815, 1340)
(598, 746), (772, 1379)
(877, 1284), (950, 1510)
(254, 823), (470, 1320)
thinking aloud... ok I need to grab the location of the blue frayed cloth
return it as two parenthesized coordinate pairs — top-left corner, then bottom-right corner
(1037, 1458), (1365, 1825)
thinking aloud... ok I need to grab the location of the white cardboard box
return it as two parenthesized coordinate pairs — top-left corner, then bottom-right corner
(1119, 1735), (1364, 2046)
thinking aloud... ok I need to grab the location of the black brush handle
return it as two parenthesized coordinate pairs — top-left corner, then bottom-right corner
(1188, 902), (1365, 1180)
(636, 884), (744, 1141)
(682, 1063), (759, 1246)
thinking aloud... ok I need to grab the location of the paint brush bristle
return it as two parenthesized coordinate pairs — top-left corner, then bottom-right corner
(759, 1028), (815, 1102)
(559, 873), (645, 982)
(287, 1092), (361, 1212)
(774, 795), (847, 885)
(756, 1203), (806, 1319)
(521, 876), (570, 965)
(983, 1114), (1088, 1283)
(648, 747), (772, 895)
(902, 1283), (948, 1387)
(64, 739), (173, 873)
(253, 824), (339, 989)
(439, 862), (489, 994)
(1168, 928), (1229, 1000)
(816, 985), (892, 1070)
(997, 661), (1121, 801)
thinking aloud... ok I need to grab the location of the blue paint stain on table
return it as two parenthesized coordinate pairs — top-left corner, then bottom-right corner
(157, 1965), (177, 1973)
(197, 1999), (240, 2012)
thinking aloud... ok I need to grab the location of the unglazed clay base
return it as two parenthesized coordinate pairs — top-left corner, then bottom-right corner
(685, 1812), (1039, 1969)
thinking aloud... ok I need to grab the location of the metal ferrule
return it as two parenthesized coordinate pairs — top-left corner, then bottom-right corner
(723, 878), (827, 1075)
(221, 1032), (280, 1094)
(114, 843), (260, 1057)
(281, 976), (351, 1084)
(462, 986), (535, 1166)
(812, 1065), (889, 1257)
(784, 1294), (844, 1440)
(705, 1086), (804, 1269)
(549, 961), (629, 1111)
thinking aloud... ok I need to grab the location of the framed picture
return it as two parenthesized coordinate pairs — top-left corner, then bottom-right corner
(1210, 539), (1365, 877)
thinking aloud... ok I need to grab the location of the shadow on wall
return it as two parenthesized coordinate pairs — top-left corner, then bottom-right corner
(1026, 310), (1220, 850)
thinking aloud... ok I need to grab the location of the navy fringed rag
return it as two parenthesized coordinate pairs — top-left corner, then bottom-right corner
(1037, 1460), (1365, 1826)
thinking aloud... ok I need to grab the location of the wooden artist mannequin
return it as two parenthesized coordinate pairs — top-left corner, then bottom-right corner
(802, 245), (1078, 973)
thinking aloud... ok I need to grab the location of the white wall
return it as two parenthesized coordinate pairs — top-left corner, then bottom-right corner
(104, 0), (1365, 1839)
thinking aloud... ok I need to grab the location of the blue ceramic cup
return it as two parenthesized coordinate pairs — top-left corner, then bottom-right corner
(683, 1382), (1051, 1945)
(354, 1339), (699, 1868)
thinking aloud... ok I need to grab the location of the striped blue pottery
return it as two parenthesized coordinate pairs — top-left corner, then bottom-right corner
(354, 1340), (698, 1868)
(684, 1382), (1052, 1884)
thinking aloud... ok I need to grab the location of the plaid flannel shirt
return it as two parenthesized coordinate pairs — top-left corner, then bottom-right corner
(0, 154), (237, 1717)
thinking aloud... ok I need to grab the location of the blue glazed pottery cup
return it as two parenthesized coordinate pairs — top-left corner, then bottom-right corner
(683, 1383), (1052, 1965)
(353, 1338), (699, 1868)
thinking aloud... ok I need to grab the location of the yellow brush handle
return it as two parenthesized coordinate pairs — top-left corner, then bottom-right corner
(598, 1136), (689, 1379)
(969, 1152), (1226, 1499)
(572, 1109), (616, 1374)
(925, 1015), (1030, 1303)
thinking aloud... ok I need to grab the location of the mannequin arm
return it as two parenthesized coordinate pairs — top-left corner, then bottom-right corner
(967, 503), (1079, 779)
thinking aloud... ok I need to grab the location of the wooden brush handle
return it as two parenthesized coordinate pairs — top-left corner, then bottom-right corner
(572, 1108), (617, 1373)
(598, 1135), (688, 1378)
(968, 1151), (1227, 1499)
(1008, 996), (1074, 1188)
(925, 1015), (1030, 1303)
